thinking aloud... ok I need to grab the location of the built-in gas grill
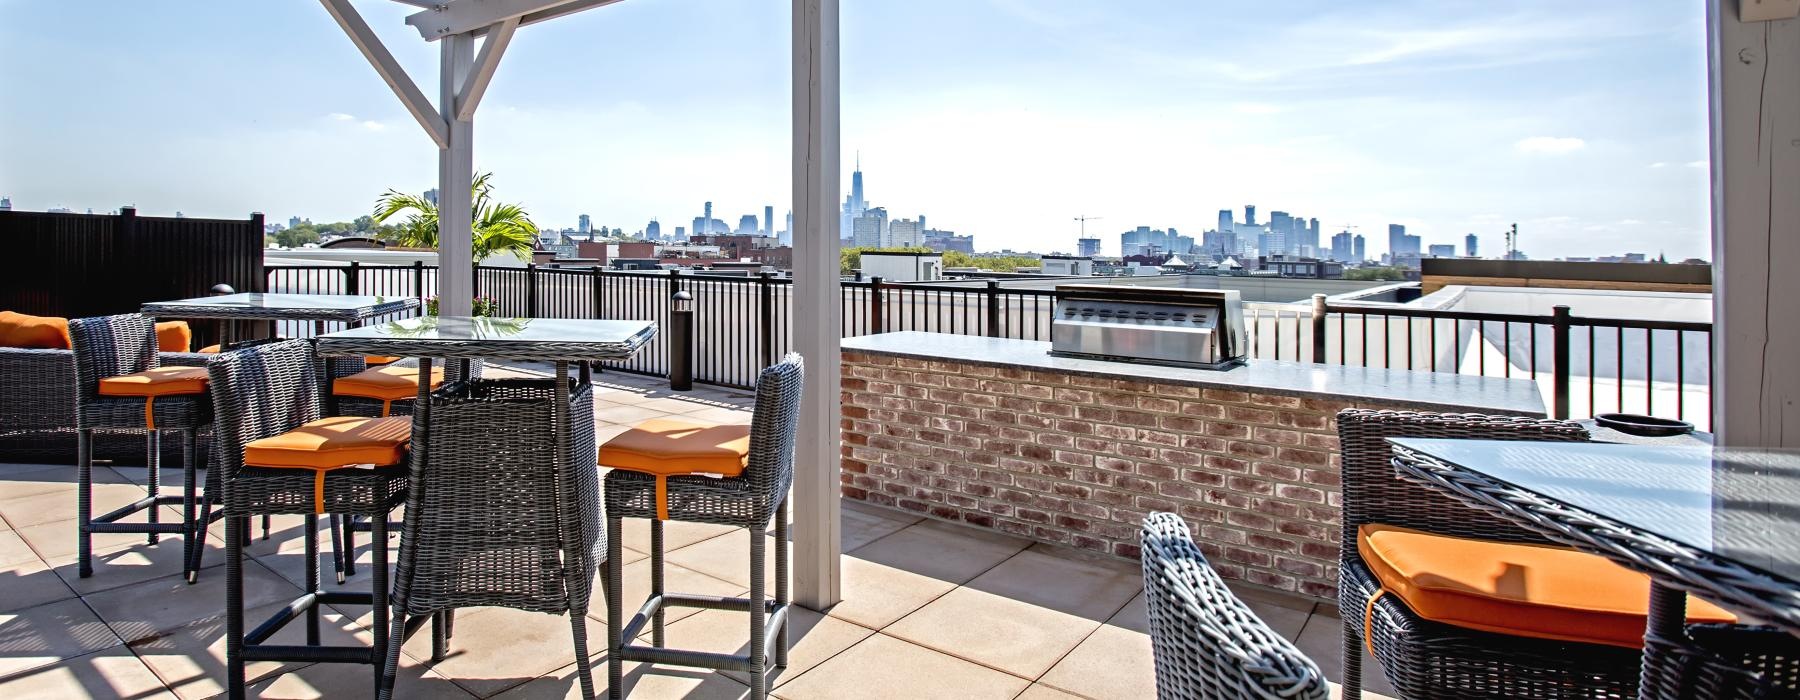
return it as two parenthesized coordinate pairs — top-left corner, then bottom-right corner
(1049, 285), (1247, 370)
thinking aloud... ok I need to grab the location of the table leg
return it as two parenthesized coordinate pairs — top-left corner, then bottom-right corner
(1640, 582), (1687, 700)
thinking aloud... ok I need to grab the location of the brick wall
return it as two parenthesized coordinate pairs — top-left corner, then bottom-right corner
(840, 351), (1374, 601)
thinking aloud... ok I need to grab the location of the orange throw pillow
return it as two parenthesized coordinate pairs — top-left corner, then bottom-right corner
(0, 311), (71, 349)
(155, 321), (193, 353)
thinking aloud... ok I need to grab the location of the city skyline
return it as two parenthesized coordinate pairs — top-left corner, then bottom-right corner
(0, 1), (1711, 260)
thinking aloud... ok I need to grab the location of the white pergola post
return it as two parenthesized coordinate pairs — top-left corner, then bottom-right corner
(791, 0), (843, 608)
(437, 33), (476, 317)
(1708, 2), (1800, 447)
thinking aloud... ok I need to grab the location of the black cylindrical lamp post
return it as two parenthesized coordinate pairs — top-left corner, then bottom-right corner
(670, 290), (694, 391)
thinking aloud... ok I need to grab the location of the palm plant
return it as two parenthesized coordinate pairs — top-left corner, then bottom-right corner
(373, 172), (539, 262)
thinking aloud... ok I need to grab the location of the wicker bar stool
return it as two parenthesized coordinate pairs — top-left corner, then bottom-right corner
(206, 339), (411, 699)
(603, 354), (803, 700)
(1140, 512), (1329, 699)
(68, 313), (216, 581)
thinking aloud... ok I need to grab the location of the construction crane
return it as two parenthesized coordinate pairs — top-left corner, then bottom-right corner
(1074, 215), (1103, 237)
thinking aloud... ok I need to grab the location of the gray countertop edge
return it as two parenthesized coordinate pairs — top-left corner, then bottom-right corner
(841, 331), (1547, 417)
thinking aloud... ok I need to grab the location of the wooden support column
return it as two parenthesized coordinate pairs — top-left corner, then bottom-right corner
(1709, 3), (1800, 446)
(791, 0), (842, 608)
(437, 33), (477, 317)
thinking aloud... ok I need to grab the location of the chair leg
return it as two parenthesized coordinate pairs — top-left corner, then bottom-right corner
(305, 513), (321, 645)
(77, 429), (94, 579)
(650, 518), (665, 647)
(262, 513), (271, 540)
(443, 609), (455, 639)
(188, 493), (213, 584)
(342, 514), (357, 578)
(226, 515), (247, 700)
(371, 513), (391, 697)
(607, 516), (624, 700)
(329, 515), (347, 584)
(775, 499), (790, 669)
(569, 612), (597, 700)
(181, 431), (198, 583)
(1342, 615), (1363, 698)
(431, 610), (448, 662)
(748, 527), (768, 700)
(145, 431), (161, 545)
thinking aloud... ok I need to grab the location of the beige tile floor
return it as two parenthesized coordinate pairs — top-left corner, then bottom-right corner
(0, 368), (1397, 699)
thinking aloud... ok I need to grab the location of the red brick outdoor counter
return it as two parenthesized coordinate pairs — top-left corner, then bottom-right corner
(840, 331), (1546, 601)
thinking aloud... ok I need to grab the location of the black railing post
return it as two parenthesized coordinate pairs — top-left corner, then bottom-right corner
(411, 260), (424, 300)
(345, 261), (361, 295)
(671, 289), (694, 391)
(1311, 294), (1328, 364)
(986, 279), (1002, 337)
(526, 262), (539, 317)
(590, 266), (604, 319)
(759, 272), (776, 368)
(471, 263), (482, 300)
(869, 276), (885, 334)
(1552, 305), (1572, 420)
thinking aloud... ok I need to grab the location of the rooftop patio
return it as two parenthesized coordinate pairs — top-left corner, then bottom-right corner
(0, 367), (1396, 699)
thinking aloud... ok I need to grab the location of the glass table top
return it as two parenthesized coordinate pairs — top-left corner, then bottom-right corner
(143, 293), (417, 318)
(1391, 439), (1800, 583)
(315, 316), (657, 361)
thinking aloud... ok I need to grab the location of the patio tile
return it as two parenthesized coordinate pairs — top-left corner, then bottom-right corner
(1038, 623), (1155, 700)
(0, 475), (147, 529)
(820, 555), (956, 630)
(83, 560), (303, 644)
(838, 501), (920, 551)
(1296, 611), (1400, 699)
(1016, 684), (1085, 699)
(884, 585), (1099, 678)
(961, 544), (1140, 622)
(0, 646), (175, 700)
(629, 396), (721, 415)
(245, 658), (474, 699)
(129, 601), (365, 700)
(846, 518), (1031, 586)
(0, 597), (125, 678)
(0, 530), (39, 567)
(491, 657), (751, 700)
(16, 512), (194, 569)
(683, 406), (755, 425)
(617, 517), (738, 553)
(0, 560), (78, 613)
(401, 606), (607, 699)
(653, 605), (875, 689)
(593, 404), (679, 425)
(774, 633), (1030, 700)
(0, 464), (127, 504)
(588, 558), (747, 626)
(663, 530), (783, 590)
(1107, 592), (1148, 632)
(44, 525), (231, 596)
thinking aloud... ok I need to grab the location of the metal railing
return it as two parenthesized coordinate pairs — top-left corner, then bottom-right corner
(266, 264), (1713, 429)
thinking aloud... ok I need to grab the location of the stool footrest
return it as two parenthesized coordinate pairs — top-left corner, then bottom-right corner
(246, 593), (320, 645)
(86, 521), (187, 534)
(617, 599), (789, 674)
(242, 644), (376, 664)
(93, 496), (164, 524)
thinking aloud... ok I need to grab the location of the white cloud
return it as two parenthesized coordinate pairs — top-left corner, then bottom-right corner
(1515, 136), (1586, 155)
(1686, 160), (1708, 168)
(327, 113), (355, 121)
(361, 120), (386, 131)
(1649, 162), (1668, 168)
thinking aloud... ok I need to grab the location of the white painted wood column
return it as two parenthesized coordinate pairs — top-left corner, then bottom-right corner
(791, 0), (843, 608)
(437, 33), (477, 317)
(1708, 3), (1800, 447)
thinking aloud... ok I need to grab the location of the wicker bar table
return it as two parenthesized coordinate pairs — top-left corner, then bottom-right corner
(315, 315), (656, 700)
(1390, 439), (1800, 699)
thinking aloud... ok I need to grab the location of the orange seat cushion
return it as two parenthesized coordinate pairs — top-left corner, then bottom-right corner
(332, 365), (445, 401)
(155, 321), (192, 352)
(97, 366), (210, 397)
(1358, 524), (1736, 648)
(198, 344), (222, 354)
(243, 416), (412, 470)
(0, 311), (71, 349)
(364, 355), (401, 366)
(600, 418), (751, 477)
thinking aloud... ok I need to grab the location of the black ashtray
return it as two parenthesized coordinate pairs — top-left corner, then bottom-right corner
(1594, 413), (1694, 437)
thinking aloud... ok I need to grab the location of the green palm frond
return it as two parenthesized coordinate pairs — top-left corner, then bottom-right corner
(370, 171), (538, 262)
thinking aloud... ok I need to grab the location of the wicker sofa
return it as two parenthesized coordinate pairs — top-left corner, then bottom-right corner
(0, 345), (214, 464)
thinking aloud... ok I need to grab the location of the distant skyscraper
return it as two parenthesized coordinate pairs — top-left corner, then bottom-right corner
(1268, 212), (1294, 256)
(1077, 237), (1101, 257)
(704, 202), (714, 231)
(852, 207), (888, 248)
(424, 189), (439, 207)
(289, 216), (302, 230)
(0, 197), (11, 211)
(1330, 231), (1354, 262)
(737, 214), (759, 235)
(1388, 223), (1422, 260)
(764, 206), (775, 236)
(578, 214), (591, 234)
(890, 218), (923, 248)
(646, 219), (662, 240)
(1217, 209), (1233, 232)
(782, 210), (793, 246)
(1428, 244), (1456, 258)
(1244, 205), (1257, 226)
(1465, 233), (1479, 258)
(1353, 234), (1366, 262)
(1303, 218), (1321, 258)
(674, 225), (687, 240)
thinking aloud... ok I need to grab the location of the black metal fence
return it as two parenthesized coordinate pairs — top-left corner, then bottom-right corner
(266, 264), (1714, 429)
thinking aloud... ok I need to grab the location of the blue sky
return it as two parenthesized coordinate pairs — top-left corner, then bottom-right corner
(0, 0), (1711, 259)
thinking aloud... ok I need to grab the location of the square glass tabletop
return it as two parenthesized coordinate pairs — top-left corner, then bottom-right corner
(143, 293), (418, 321)
(314, 316), (657, 362)
(1390, 438), (1800, 583)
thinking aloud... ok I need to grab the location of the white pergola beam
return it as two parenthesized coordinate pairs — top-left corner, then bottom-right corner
(791, 0), (843, 609)
(321, 0), (449, 149)
(1708, 0), (1800, 447)
(457, 18), (518, 121)
(406, 0), (621, 41)
(388, 0), (442, 8)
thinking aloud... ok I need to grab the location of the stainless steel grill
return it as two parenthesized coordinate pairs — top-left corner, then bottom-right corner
(1049, 285), (1247, 370)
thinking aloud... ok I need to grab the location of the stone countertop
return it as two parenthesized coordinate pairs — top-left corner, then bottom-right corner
(842, 331), (1548, 417)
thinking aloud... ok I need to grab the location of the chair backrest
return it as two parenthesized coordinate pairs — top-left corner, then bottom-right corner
(205, 339), (322, 482)
(747, 353), (805, 497)
(67, 313), (158, 404)
(1336, 409), (1590, 546)
(1140, 512), (1329, 700)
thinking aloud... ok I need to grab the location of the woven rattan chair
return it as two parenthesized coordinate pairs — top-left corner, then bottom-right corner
(603, 354), (803, 700)
(378, 369), (601, 700)
(1334, 409), (1653, 698)
(68, 313), (215, 581)
(1140, 512), (1328, 700)
(207, 339), (409, 699)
